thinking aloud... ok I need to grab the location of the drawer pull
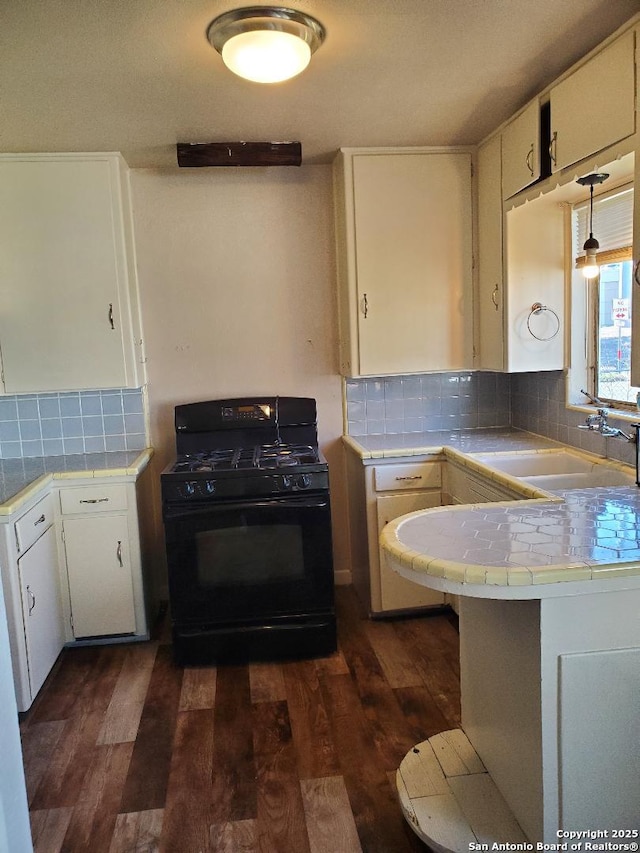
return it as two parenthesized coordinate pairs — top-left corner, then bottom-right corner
(79, 498), (110, 504)
(116, 541), (123, 567)
(33, 514), (46, 526)
(395, 475), (423, 481)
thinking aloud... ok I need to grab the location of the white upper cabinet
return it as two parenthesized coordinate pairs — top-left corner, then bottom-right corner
(549, 29), (636, 173)
(334, 148), (474, 377)
(0, 153), (144, 394)
(477, 134), (505, 370)
(504, 196), (565, 373)
(501, 100), (541, 199)
(476, 134), (565, 374)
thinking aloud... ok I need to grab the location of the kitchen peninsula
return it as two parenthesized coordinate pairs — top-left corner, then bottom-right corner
(358, 430), (640, 846)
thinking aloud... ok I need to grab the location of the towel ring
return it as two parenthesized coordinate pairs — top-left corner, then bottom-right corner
(526, 302), (560, 341)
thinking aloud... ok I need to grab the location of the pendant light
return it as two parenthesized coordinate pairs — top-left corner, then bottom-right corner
(207, 7), (326, 84)
(576, 172), (609, 279)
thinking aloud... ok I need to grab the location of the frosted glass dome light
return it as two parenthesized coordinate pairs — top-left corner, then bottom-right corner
(207, 7), (325, 84)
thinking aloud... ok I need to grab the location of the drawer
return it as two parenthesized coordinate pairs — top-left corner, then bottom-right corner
(59, 483), (128, 515)
(374, 462), (441, 492)
(15, 493), (55, 554)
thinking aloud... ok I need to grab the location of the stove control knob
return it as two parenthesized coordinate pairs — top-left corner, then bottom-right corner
(296, 473), (312, 490)
(205, 481), (216, 495)
(282, 475), (292, 490)
(185, 481), (197, 496)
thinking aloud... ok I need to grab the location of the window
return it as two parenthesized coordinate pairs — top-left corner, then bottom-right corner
(573, 186), (636, 407)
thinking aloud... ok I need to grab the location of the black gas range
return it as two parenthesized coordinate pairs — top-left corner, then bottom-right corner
(161, 397), (336, 665)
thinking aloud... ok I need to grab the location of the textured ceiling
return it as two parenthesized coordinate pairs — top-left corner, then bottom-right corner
(1, 0), (638, 168)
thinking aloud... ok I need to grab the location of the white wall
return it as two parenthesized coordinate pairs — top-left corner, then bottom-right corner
(129, 165), (350, 590)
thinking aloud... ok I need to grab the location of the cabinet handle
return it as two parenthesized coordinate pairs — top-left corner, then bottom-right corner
(548, 131), (557, 167)
(33, 514), (46, 526)
(634, 260), (640, 287)
(108, 303), (115, 330)
(27, 585), (36, 615)
(525, 144), (534, 177)
(362, 293), (368, 319)
(395, 475), (423, 481)
(79, 498), (110, 504)
(491, 285), (499, 311)
(116, 540), (123, 567)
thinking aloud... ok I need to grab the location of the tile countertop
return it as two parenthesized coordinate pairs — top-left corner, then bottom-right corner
(0, 449), (153, 515)
(344, 429), (640, 598)
(343, 427), (562, 459)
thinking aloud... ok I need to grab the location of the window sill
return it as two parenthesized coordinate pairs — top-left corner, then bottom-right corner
(567, 403), (640, 425)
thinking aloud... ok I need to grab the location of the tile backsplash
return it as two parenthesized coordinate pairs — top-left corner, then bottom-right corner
(510, 370), (637, 468)
(345, 368), (636, 468)
(345, 371), (511, 435)
(0, 388), (147, 458)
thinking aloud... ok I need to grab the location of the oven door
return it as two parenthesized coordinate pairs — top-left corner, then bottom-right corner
(163, 494), (334, 625)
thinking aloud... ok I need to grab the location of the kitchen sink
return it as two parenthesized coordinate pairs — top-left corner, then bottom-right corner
(471, 450), (635, 490)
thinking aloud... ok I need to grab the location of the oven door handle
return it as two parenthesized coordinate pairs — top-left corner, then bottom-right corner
(164, 496), (329, 520)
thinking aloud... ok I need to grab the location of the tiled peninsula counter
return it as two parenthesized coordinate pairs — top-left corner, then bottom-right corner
(0, 449), (153, 711)
(352, 431), (640, 847)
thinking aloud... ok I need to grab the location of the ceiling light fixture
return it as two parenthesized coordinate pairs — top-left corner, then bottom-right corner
(206, 6), (325, 84)
(576, 172), (609, 279)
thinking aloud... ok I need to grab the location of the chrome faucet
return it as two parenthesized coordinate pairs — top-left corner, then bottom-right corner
(578, 408), (636, 442)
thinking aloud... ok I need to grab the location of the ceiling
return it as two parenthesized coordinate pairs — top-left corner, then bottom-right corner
(1, 0), (638, 169)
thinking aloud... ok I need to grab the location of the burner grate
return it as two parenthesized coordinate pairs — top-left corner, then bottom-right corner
(171, 444), (319, 473)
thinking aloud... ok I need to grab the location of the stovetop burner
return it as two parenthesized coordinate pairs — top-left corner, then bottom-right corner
(170, 443), (319, 474)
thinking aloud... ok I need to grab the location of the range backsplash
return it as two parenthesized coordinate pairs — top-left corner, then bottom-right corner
(0, 388), (147, 458)
(345, 371), (511, 435)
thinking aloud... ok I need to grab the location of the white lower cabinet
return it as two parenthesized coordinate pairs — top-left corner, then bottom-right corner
(63, 515), (136, 638)
(0, 492), (64, 711)
(345, 449), (445, 615)
(443, 460), (525, 504)
(18, 525), (64, 699)
(376, 492), (443, 611)
(58, 480), (146, 641)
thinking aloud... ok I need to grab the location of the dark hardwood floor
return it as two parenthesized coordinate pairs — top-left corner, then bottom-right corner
(19, 587), (461, 853)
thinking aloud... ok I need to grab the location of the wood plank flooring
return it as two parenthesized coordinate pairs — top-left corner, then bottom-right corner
(19, 587), (461, 853)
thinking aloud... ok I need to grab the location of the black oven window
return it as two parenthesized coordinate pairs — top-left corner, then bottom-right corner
(195, 523), (305, 586)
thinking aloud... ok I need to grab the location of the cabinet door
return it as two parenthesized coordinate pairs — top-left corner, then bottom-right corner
(501, 100), (540, 199)
(477, 135), (505, 370)
(376, 493), (444, 611)
(18, 526), (64, 699)
(63, 515), (136, 638)
(549, 31), (635, 173)
(344, 150), (473, 376)
(0, 155), (140, 393)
